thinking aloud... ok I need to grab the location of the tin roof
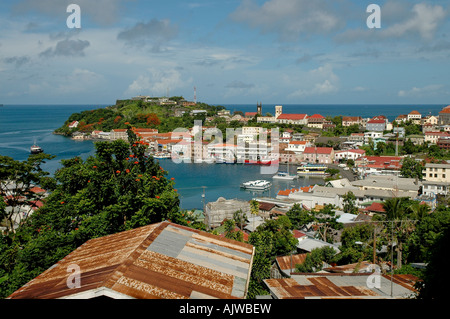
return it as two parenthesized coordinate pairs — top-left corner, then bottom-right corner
(8, 222), (254, 299)
(264, 273), (418, 299)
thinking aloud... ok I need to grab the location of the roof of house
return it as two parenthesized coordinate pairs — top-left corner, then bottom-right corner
(308, 114), (325, 119)
(157, 139), (183, 145)
(245, 112), (257, 117)
(289, 141), (308, 145)
(439, 105), (450, 114)
(277, 114), (308, 120)
(365, 202), (386, 213)
(264, 273), (418, 299)
(409, 110), (421, 115)
(276, 253), (308, 272)
(367, 119), (386, 124)
(342, 116), (361, 121)
(8, 222), (254, 299)
(303, 147), (333, 154)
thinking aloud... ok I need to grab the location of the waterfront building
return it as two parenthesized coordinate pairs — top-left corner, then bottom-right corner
(207, 143), (237, 163)
(422, 115), (438, 126)
(68, 120), (79, 129)
(301, 147), (334, 164)
(285, 140), (311, 154)
(111, 129), (128, 141)
(395, 114), (408, 124)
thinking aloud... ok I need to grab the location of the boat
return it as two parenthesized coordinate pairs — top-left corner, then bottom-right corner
(297, 163), (329, 177)
(153, 152), (171, 159)
(240, 180), (272, 190)
(272, 171), (298, 180)
(30, 144), (43, 154)
(273, 162), (297, 180)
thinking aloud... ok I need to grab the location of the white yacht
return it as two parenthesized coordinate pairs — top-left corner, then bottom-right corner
(240, 180), (272, 190)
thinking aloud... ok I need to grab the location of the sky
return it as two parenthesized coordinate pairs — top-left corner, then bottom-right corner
(0, 0), (449, 105)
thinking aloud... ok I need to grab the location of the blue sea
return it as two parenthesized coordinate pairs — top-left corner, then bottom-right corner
(0, 103), (446, 210)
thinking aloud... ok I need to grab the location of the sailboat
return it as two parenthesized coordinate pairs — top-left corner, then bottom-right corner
(273, 162), (297, 180)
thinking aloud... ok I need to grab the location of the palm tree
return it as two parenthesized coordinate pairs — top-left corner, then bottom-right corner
(381, 197), (413, 269)
(408, 201), (431, 219)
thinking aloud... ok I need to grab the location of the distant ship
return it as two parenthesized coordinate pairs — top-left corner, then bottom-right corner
(30, 144), (43, 154)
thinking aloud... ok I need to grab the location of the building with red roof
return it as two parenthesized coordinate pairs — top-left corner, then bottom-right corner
(438, 105), (450, 125)
(276, 113), (308, 125)
(302, 147), (335, 164)
(307, 114), (326, 128)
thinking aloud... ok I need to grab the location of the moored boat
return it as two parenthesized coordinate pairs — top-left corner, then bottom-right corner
(297, 163), (329, 177)
(240, 179), (272, 190)
(272, 171), (297, 180)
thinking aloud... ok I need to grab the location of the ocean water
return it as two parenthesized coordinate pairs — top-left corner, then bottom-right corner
(0, 103), (445, 210)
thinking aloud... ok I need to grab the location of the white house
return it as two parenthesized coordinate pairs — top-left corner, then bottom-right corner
(334, 149), (366, 161)
(285, 141), (310, 154)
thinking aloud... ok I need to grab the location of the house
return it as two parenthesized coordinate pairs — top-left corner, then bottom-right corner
(342, 116), (362, 127)
(245, 112), (257, 118)
(285, 141), (310, 154)
(348, 133), (364, 145)
(334, 149), (366, 161)
(438, 137), (450, 150)
(438, 105), (450, 125)
(276, 113), (308, 125)
(422, 115), (438, 126)
(205, 197), (251, 229)
(307, 114), (326, 128)
(8, 222), (254, 299)
(302, 147), (334, 164)
(68, 121), (79, 129)
(364, 131), (383, 145)
(425, 131), (450, 144)
(407, 110), (422, 124)
(422, 163), (450, 197)
(395, 114), (408, 124)
(111, 129), (128, 141)
(264, 273), (418, 299)
(274, 253), (308, 277)
(355, 156), (403, 176)
(366, 119), (386, 132)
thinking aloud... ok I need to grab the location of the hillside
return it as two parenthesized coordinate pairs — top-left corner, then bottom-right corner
(54, 98), (225, 136)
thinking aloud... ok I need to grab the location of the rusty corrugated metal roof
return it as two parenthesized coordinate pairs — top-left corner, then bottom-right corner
(8, 222), (254, 299)
(264, 273), (419, 299)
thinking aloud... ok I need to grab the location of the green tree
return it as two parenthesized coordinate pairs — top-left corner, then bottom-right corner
(400, 157), (424, 179)
(295, 246), (337, 273)
(0, 131), (180, 298)
(286, 204), (313, 229)
(342, 191), (359, 215)
(0, 153), (55, 234)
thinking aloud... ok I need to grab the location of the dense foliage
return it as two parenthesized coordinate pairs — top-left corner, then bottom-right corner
(0, 129), (182, 298)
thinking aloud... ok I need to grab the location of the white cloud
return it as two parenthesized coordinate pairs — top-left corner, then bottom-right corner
(398, 84), (446, 97)
(288, 64), (340, 98)
(230, 0), (342, 41)
(337, 2), (447, 43)
(125, 68), (191, 97)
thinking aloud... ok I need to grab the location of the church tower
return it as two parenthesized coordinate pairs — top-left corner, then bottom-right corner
(257, 102), (262, 115)
(275, 105), (283, 118)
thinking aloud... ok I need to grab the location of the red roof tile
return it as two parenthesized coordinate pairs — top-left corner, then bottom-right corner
(303, 147), (333, 154)
(277, 114), (307, 120)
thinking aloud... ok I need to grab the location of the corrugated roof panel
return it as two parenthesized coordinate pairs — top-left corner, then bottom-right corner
(8, 222), (253, 299)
